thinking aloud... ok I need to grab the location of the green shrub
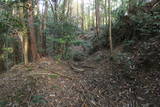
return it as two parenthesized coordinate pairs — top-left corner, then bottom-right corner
(47, 20), (81, 59)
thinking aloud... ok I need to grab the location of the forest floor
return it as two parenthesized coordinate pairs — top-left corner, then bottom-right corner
(0, 49), (160, 107)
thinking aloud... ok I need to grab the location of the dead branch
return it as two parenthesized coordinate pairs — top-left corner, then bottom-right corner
(70, 64), (85, 73)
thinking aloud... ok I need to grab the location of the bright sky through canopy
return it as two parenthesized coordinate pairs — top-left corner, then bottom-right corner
(74, 0), (93, 4)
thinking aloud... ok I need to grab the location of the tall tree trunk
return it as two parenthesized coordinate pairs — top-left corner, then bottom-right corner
(108, 0), (113, 55)
(95, 0), (100, 36)
(81, 0), (84, 30)
(49, 0), (55, 16)
(0, 44), (6, 72)
(92, 12), (95, 28)
(66, 0), (73, 18)
(28, 0), (39, 61)
(35, 0), (43, 52)
(105, 0), (108, 25)
(69, 3), (72, 17)
(24, 35), (29, 64)
(54, 0), (58, 21)
(62, 0), (67, 19)
(77, 0), (79, 17)
(87, 5), (91, 29)
(41, 0), (48, 56)
(19, 3), (29, 64)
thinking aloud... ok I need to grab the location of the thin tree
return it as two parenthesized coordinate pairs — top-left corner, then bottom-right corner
(81, 0), (84, 30)
(108, 0), (113, 55)
(62, 0), (67, 20)
(19, 2), (29, 64)
(95, 0), (100, 36)
(41, 0), (48, 56)
(105, 0), (108, 25)
(76, 0), (79, 17)
(53, 0), (58, 21)
(87, 5), (91, 29)
(23, 30), (29, 64)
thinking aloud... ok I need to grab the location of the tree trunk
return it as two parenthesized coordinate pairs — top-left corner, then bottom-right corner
(87, 5), (91, 29)
(128, 0), (138, 14)
(105, 0), (108, 25)
(19, 3), (29, 64)
(81, 0), (84, 30)
(77, 0), (79, 17)
(0, 44), (6, 73)
(92, 12), (95, 28)
(108, 0), (113, 55)
(28, 0), (39, 61)
(41, 0), (48, 56)
(24, 35), (29, 64)
(62, 0), (67, 20)
(95, 0), (100, 36)
(54, 0), (58, 21)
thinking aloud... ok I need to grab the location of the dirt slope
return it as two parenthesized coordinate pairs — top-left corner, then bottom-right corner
(0, 50), (160, 107)
(0, 58), (82, 107)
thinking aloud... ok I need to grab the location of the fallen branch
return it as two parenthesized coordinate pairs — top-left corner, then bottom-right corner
(152, 1), (160, 9)
(70, 64), (85, 73)
(81, 65), (95, 69)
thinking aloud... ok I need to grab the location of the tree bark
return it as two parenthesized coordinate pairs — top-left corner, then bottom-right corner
(24, 35), (29, 64)
(54, 0), (58, 21)
(28, 0), (39, 61)
(95, 0), (100, 36)
(19, 3), (29, 64)
(105, 0), (108, 25)
(41, 0), (48, 56)
(81, 0), (84, 30)
(62, 0), (67, 20)
(77, 0), (79, 17)
(108, 0), (113, 55)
